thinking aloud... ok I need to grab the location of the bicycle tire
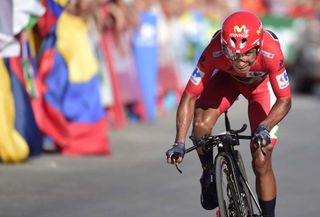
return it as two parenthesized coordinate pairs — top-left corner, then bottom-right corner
(235, 150), (253, 216)
(215, 153), (243, 217)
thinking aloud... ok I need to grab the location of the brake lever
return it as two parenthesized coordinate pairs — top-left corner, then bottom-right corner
(257, 139), (266, 156)
(174, 160), (183, 174)
(171, 154), (183, 174)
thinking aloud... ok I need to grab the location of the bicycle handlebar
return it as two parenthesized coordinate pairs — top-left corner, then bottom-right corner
(186, 132), (266, 157)
(187, 129), (252, 154)
(170, 111), (266, 174)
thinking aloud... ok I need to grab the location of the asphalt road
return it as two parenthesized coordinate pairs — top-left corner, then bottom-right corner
(0, 93), (319, 217)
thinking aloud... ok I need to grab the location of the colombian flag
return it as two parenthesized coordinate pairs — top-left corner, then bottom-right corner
(34, 11), (110, 156)
(37, 0), (68, 39)
(0, 57), (43, 163)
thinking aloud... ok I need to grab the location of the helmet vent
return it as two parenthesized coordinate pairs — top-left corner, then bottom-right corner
(230, 37), (236, 48)
(240, 38), (247, 49)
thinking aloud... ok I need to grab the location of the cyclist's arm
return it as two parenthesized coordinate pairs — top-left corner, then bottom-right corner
(175, 91), (197, 144)
(259, 36), (292, 132)
(174, 41), (214, 143)
(259, 96), (291, 131)
(261, 69), (292, 131)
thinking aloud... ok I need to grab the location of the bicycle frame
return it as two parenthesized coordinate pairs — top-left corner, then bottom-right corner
(216, 136), (262, 216)
(181, 111), (263, 217)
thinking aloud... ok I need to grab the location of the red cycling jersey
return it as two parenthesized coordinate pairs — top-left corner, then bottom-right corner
(185, 29), (291, 99)
(184, 29), (291, 143)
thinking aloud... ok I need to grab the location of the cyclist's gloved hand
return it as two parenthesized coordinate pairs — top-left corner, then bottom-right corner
(166, 142), (185, 164)
(253, 124), (271, 147)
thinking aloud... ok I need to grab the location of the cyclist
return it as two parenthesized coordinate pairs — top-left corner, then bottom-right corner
(166, 10), (291, 217)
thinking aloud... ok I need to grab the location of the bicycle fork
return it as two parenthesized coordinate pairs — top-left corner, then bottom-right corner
(237, 166), (263, 216)
(224, 164), (247, 217)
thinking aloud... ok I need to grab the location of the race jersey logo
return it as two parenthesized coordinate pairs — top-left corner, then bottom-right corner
(190, 68), (204, 85)
(261, 50), (274, 59)
(276, 70), (289, 89)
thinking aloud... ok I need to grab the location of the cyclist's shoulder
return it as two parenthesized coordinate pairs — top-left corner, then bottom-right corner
(261, 30), (283, 53)
(263, 29), (280, 42)
(260, 29), (284, 62)
(207, 29), (222, 50)
(203, 29), (224, 59)
(212, 29), (222, 39)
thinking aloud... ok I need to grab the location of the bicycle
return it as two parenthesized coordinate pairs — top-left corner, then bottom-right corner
(171, 111), (265, 217)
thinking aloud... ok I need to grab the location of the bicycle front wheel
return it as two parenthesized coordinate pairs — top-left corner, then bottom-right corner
(215, 153), (244, 217)
(235, 151), (253, 216)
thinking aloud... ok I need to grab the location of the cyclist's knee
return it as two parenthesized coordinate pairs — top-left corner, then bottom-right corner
(192, 121), (212, 156)
(192, 108), (219, 137)
(192, 120), (213, 137)
(252, 156), (272, 176)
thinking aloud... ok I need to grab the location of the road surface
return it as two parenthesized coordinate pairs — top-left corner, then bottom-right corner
(0, 94), (319, 217)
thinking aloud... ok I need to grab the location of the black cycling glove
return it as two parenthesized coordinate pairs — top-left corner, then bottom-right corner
(253, 124), (271, 146)
(166, 142), (186, 160)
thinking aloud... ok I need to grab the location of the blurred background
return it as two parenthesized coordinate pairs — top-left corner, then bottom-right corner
(1, 0), (319, 163)
(1, 1), (320, 217)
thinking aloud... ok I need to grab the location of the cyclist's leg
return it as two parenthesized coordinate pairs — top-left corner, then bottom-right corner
(245, 79), (278, 217)
(193, 71), (239, 167)
(192, 71), (239, 210)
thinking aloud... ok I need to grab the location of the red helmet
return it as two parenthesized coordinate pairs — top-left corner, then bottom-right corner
(221, 11), (263, 58)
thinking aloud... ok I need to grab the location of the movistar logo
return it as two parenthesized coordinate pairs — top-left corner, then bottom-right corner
(234, 25), (247, 33)
(230, 25), (248, 38)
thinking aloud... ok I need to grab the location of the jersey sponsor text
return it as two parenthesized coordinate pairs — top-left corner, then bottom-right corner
(276, 71), (289, 89)
(190, 68), (204, 85)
